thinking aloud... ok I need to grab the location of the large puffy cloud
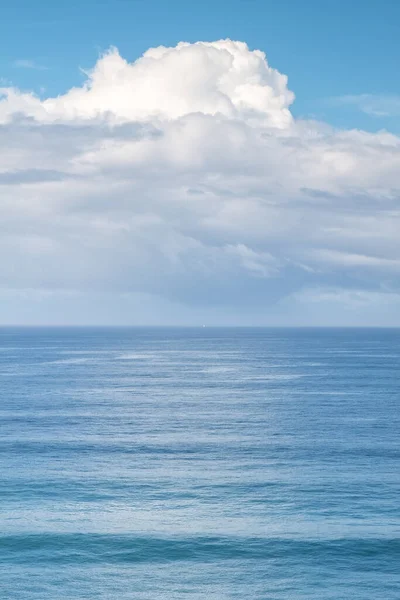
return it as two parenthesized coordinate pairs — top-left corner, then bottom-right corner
(1, 39), (400, 324)
(0, 41), (294, 126)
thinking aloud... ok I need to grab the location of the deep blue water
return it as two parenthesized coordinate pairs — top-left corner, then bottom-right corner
(0, 327), (399, 599)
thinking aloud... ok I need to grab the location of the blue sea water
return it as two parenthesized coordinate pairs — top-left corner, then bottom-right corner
(0, 326), (399, 599)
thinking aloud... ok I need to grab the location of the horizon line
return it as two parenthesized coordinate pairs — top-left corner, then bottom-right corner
(1, 324), (400, 329)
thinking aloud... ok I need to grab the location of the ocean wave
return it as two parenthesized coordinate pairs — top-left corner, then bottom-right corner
(1, 534), (398, 566)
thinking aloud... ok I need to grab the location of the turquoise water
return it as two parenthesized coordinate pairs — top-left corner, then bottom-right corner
(0, 327), (399, 599)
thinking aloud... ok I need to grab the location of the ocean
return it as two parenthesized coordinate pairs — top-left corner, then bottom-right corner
(0, 326), (399, 599)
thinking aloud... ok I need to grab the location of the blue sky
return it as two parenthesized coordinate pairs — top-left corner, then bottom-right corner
(2, 0), (400, 132)
(1, 0), (400, 325)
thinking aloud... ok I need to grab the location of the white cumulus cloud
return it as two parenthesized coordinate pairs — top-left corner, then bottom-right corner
(0, 39), (400, 324)
(2, 41), (294, 127)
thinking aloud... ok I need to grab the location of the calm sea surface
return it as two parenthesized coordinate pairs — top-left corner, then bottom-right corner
(0, 327), (399, 599)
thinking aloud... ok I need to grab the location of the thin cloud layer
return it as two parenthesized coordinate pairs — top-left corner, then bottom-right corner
(1, 40), (400, 323)
(333, 94), (400, 118)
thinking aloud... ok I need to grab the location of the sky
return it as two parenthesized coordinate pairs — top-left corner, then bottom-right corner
(1, 0), (400, 325)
